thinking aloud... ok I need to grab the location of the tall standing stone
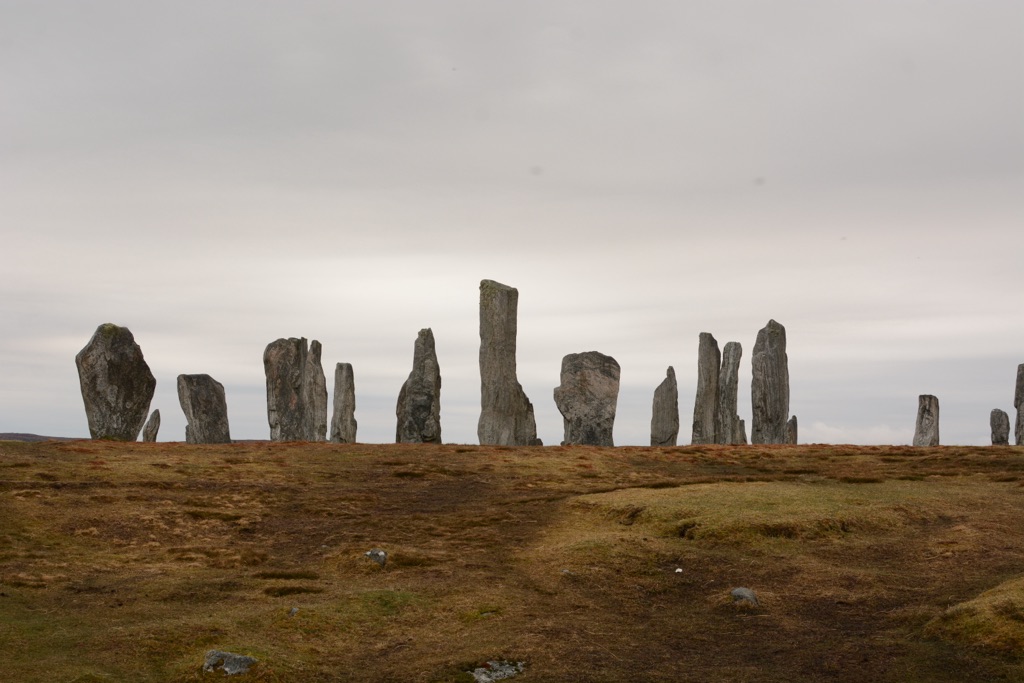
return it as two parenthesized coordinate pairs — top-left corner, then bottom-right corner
(786, 415), (798, 445)
(303, 341), (328, 442)
(264, 337), (325, 441)
(913, 395), (940, 446)
(650, 366), (679, 447)
(736, 419), (748, 445)
(691, 333), (721, 445)
(75, 323), (156, 441)
(396, 328), (442, 444)
(477, 280), (539, 446)
(142, 410), (160, 443)
(553, 351), (620, 446)
(991, 409), (1010, 446)
(330, 363), (357, 444)
(751, 320), (790, 444)
(1016, 364), (1024, 446)
(177, 374), (231, 444)
(715, 342), (743, 445)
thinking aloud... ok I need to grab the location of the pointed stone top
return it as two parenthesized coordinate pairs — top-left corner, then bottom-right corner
(666, 366), (675, 379)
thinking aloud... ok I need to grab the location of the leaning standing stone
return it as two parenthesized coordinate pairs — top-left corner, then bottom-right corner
(477, 280), (538, 446)
(303, 340), (328, 442)
(142, 410), (160, 443)
(396, 328), (442, 444)
(913, 395), (940, 446)
(330, 363), (357, 443)
(991, 409), (1010, 446)
(691, 333), (720, 445)
(650, 366), (679, 446)
(177, 374), (231, 444)
(75, 323), (156, 441)
(715, 342), (743, 444)
(751, 320), (790, 444)
(553, 351), (620, 446)
(786, 415), (798, 445)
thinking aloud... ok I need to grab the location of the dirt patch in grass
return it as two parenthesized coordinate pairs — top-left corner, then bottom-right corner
(2, 440), (1024, 681)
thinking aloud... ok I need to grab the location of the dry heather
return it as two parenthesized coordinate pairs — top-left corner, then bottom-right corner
(2, 440), (1024, 682)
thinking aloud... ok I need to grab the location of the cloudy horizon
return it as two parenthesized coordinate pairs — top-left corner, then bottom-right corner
(2, 1), (1021, 446)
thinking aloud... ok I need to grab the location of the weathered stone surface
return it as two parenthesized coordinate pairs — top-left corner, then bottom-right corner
(330, 362), (357, 443)
(1016, 364), (1024, 446)
(142, 410), (160, 443)
(203, 650), (257, 675)
(736, 419), (748, 445)
(650, 366), (679, 446)
(75, 323), (156, 441)
(478, 280), (538, 446)
(303, 340), (328, 442)
(264, 337), (325, 441)
(731, 587), (759, 607)
(991, 409), (1010, 445)
(751, 320), (790, 444)
(691, 333), (721, 445)
(715, 342), (743, 444)
(786, 415), (798, 445)
(913, 394), (940, 446)
(553, 351), (620, 446)
(177, 374), (231, 444)
(396, 328), (442, 443)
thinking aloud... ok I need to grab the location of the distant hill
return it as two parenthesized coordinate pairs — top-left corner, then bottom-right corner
(0, 433), (80, 442)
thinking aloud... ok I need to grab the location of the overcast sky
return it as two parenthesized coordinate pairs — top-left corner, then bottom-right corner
(2, 1), (1021, 446)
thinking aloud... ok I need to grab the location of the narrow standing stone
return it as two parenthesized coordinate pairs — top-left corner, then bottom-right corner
(553, 351), (620, 446)
(477, 280), (538, 446)
(913, 395), (940, 446)
(786, 415), (798, 445)
(691, 333), (720, 445)
(736, 419), (748, 445)
(330, 363), (357, 443)
(264, 337), (325, 441)
(650, 366), (679, 446)
(303, 340), (328, 442)
(1016, 364), (1024, 446)
(396, 328), (442, 443)
(75, 323), (156, 441)
(991, 409), (1010, 446)
(177, 374), (231, 444)
(751, 320), (790, 444)
(715, 342), (743, 444)
(142, 410), (160, 443)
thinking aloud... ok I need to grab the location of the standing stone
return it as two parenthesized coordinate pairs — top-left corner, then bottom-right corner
(1016, 364), (1024, 446)
(303, 341), (328, 442)
(786, 415), (798, 445)
(177, 374), (231, 444)
(715, 342), (743, 445)
(751, 320), (790, 444)
(691, 333), (721, 445)
(142, 410), (160, 443)
(75, 323), (156, 441)
(736, 419), (748, 445)
(477, 280), (539, 446)
(396, 328), (442, 444)
(264, 337), (325, 441)
(650, 366), (679, 446)
(913, 395), (940, 446)
(553, 351), (620, 446)
(991, 409), (1010, 446)
(330, 363), (357, 443)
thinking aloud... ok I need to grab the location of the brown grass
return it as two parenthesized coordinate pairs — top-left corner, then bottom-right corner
(2, 440), (1024, 681)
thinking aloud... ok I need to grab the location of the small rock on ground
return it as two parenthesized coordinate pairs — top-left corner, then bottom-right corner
(470, 660), (525, 682)
(203, 650), (257, 675)
(730, 587), (759, 606)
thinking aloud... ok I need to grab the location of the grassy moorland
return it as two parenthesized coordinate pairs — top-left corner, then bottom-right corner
(2, 440), (1024, 682)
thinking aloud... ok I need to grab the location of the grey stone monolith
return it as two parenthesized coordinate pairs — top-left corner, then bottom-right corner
(751, 320), (790, 444)
(553, 351), (620, 446)
(303, 340), (328, 442)
(264, 337), (325, 441)
(177, 374), (231, 444)
(142, 410), (160, 443)
(650, 366), (679, 446)
(75, 323), (156, 441)
(715, 342), (743, 444)
(991, 409), (1010, 446)
(396, 328), (442, 443)
(1016, 364), (1024, 446)
(330, 363), (357, 443)
(736, 419), (748, 445)
(786, 415), (798, 445)
(913, 394), (940, 446)
(691, 333), (720, 445)
(477, 280), (538, 446)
